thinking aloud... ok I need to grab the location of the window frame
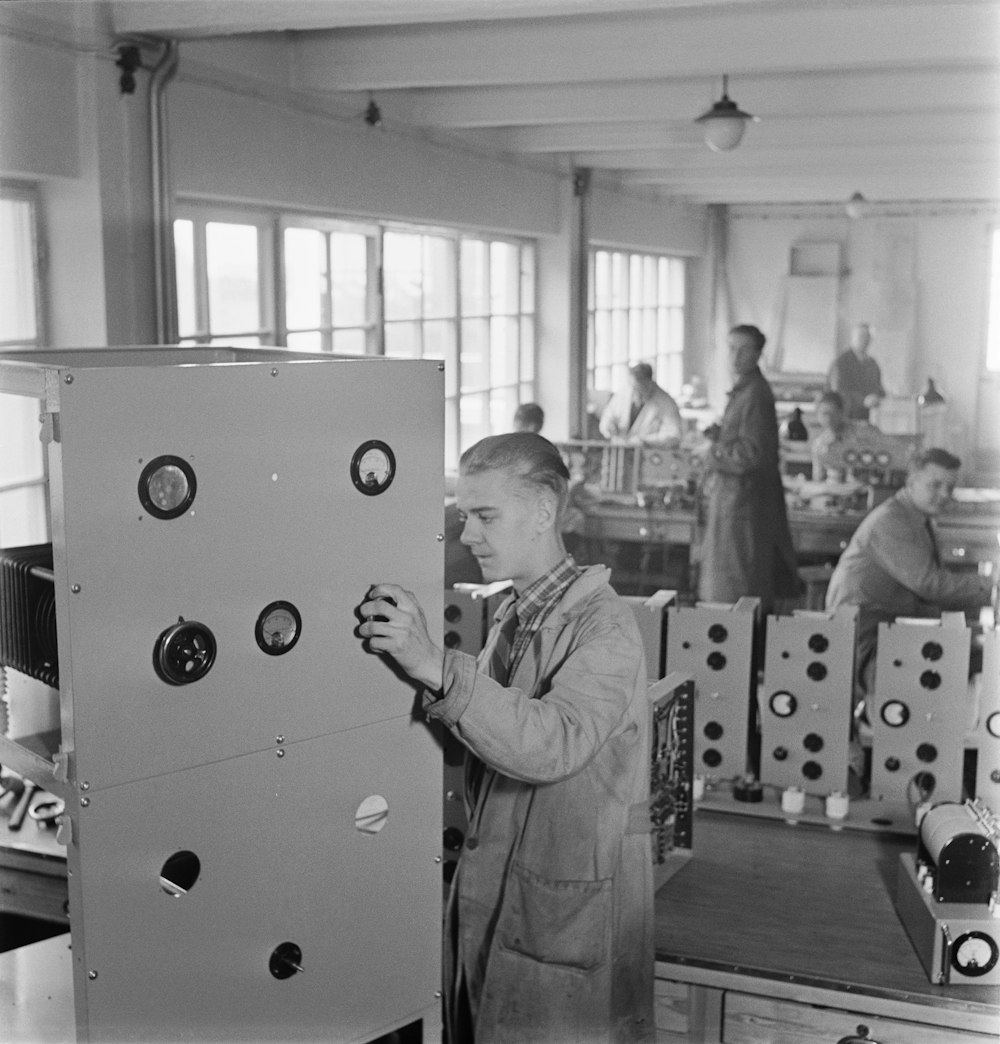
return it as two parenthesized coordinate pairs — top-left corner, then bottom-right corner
(174, 201), (537, 465)
(585, 245), (686, 402)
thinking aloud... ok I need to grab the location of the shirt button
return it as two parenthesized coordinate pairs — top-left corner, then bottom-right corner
(465, 837), (479, 850)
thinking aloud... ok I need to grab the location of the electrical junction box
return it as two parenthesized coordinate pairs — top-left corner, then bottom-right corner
(0, 347), (444, 1043)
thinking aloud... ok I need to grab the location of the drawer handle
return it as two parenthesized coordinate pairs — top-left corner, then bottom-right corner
(836, 1026), (882, 1044)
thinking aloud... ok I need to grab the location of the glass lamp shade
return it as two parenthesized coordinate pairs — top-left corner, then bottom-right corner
(845, 192), (870, 219)
(695, 95), (756, 152)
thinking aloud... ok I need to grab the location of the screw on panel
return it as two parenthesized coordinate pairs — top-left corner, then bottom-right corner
(80, 797), (90, 807)
(80, 781), (90, 790)
(71, 584), (81, 594)
(276, 735), (284, 745)
(271, 368), (279, 376)
(437, 363), (445, 371)
(436, 533), (444, 542)
(276, 748), (285, 758)
(64, 374), (74, 384)
(88, 970), (97, 980)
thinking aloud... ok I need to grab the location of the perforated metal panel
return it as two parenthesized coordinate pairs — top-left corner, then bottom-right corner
(665, 598), (759, 781)
(869, 614), (970, 806)
(759, 605), (856, 796)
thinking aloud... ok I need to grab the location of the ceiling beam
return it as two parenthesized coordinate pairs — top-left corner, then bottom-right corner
(290, 4), (999, 91)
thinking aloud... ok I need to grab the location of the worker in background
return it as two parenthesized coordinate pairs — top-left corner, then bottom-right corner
(698, 324), (800, 613)
(599, 361), (682, 446)
(826, 321), (886, 421)
(513, 401), (545, 433)
(357, 432), (654, 1044)
(811, 390), (875, 482)
(826, 446), (996, 720)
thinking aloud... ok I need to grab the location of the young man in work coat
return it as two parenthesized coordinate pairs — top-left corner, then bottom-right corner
(358, 432), (654, 1044)
(698, 324), (800, 613)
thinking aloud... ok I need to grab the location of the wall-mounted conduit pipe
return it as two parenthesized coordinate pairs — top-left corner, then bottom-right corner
(149, 39), (179, 345)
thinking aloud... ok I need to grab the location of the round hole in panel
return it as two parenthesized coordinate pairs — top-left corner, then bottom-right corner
(355, 794), (389, 834)
(255, 601), (301, 655)
(807, 633), (829, 654)
(987, 712), (1000, 740)
(802, 761), (823, 780)
(772, 746), (788, 761)
(884, 756), (901, 772)
(703, 721), (724, 740)
(920, 670), (942, 690)
(444, 604), (462, 623)
(702, 749), (722, 768)
(706, 651), (727, 671)
(803, 732), (824, 753)
(921, 641), (944, 662)
(707, 624), (728, 644)
(269, 942), (303, 980)
(351, 440), (396, 496)
(139, 456), (196, 519)
(916, 743), (938, 763)
(444, 631), (462, 648)
(159, 850), (201, 896)
(806, 661), (827, 681)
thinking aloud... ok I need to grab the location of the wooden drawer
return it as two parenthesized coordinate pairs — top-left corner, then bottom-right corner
(723, 991), (996, 1044)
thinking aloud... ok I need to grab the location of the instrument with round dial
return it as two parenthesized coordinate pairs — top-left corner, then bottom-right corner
(952, 931), (999, 978)
(255, 601), (302, 655)
(351, 440), (396, 495)
(139, 455), (196, 519)
(880, 699), (910, 728)
(769, 690), (797, 718)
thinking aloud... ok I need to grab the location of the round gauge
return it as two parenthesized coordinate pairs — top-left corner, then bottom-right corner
(139, 456), (196, 519)
(351, 440), (396, 496)
(256, 601), (302, 655)
(769, 691), (798, 718)
(952, 931), (999, 977)
(986, 711), (1000, 740)
(880, 699), (910, 728)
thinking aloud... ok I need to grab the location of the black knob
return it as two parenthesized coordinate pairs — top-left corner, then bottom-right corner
(803, 733), (824, 752)
(808, 633), (829, 653)
(703, 721), (723, 740)
(707, 624), (728, 644)
(806, 661), (827, 681)
(706, 651), (727, 671)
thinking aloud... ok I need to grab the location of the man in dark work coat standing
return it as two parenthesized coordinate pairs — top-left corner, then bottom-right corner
(698, 324), (800, 612)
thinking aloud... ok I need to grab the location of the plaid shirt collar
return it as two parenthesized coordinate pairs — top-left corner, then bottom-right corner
(503, 556), (582, 680)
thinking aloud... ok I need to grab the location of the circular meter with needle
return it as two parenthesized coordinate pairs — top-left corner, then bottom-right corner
(952, 931), (998, 978)
(350, 440), (396, 495)
(255, 601), (302, 655)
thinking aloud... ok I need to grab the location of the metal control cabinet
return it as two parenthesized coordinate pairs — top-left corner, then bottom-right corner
(0, 347), (444, 1043)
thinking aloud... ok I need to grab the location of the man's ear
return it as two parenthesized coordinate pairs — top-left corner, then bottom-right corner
(534, 490), (558, 535)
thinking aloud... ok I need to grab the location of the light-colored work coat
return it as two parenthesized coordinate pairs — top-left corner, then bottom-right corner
(425, 566), (654, 1044)
(698, 367), (799, 609)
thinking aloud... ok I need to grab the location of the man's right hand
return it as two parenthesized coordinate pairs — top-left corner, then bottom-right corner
(358, 584), (445, 691)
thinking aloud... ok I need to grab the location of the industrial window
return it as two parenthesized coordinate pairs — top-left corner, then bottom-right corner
(987, 226), (1000, 372)
(587, 248), (686, 402)
(174, 206), (536, 465)
(174, 208), (276, 347)
(0, 184), (48, 547)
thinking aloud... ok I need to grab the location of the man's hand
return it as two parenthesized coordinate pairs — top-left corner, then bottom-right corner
(358, 583), (445, 691)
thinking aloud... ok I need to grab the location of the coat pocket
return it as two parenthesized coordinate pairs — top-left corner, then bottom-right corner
(497, 862), (611, 971)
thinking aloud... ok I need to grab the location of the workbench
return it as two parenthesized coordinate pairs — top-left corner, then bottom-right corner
(654, 809), (999, 1042)
(578, 497), (1000, 597)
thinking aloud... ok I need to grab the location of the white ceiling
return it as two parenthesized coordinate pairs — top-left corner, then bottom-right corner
(102, 0), (1000, 207)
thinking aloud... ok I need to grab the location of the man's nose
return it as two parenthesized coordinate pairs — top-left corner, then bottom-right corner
(460, 520), (479, 545)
